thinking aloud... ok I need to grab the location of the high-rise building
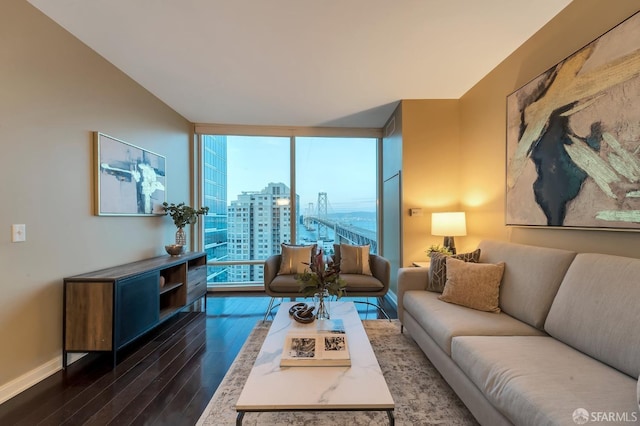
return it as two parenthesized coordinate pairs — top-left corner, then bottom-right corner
(227, 182), (299, 283)
(202, 135), (228, 283)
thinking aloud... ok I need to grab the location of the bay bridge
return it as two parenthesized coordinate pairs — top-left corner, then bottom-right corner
(302, 192), (378, 253)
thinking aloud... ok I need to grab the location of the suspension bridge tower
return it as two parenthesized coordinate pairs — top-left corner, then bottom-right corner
(317, 192), (328, 240)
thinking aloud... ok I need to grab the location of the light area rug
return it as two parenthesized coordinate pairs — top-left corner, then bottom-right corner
(196, 319), (479, 425)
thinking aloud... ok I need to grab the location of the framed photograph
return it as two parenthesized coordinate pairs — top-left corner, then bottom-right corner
(506, 11), (640, 230)
(94, 132), (166, 216)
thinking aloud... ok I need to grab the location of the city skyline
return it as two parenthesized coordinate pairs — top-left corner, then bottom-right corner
(226, 136), (377, 213)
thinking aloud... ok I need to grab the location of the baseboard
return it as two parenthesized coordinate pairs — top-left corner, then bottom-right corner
(0, 357), (59, 405)
(0, 352), (85, 405)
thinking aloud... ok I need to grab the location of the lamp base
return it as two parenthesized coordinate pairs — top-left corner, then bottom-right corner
(443, 236), (457, 255)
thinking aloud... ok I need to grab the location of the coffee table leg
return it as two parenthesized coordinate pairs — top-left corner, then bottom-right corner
(387, 409), (395, 426)
(236, 411), (245, 425)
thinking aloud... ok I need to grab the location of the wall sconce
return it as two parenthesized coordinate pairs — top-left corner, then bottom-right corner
(431, 212), (467, 254)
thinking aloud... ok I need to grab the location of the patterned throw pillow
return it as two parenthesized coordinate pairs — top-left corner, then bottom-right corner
(427, 249), (481, 292)
(278, 244), (315, 275)
(438, 257), (505, 313)
(339, 244), (373, 275)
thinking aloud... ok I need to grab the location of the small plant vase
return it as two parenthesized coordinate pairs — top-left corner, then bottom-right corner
(314, 289), (330, 320)
(175, 228), (187, 246)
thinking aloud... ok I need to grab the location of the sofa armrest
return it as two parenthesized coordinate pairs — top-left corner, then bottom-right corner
(397, 267), (430, 324)
(369, 254), (391, 293)
(263, 254), (282, 294)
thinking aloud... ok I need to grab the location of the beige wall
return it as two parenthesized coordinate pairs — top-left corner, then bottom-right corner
(0, 0), (191, 394)
(457, 0), (640, 256)
(398, 1), (640, 262)
(385, 100), (461, 266)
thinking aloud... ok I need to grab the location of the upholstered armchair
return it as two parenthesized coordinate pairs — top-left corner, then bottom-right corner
(263, 243), (391, 320)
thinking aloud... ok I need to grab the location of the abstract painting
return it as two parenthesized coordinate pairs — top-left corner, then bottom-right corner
(94, 132), (166, 216)
(506, 12), (640, 230)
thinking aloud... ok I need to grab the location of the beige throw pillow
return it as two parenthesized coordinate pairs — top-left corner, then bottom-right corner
(438, 257), (505, 313)
(339, 244), (372, 275)
(428, 249), (481, 293)
(278, 244), (314, 275)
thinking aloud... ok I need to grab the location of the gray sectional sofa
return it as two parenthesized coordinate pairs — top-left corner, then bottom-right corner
(397, 240), (639, 426)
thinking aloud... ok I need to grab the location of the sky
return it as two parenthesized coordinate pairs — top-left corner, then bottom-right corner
(226, 136), (377, 213)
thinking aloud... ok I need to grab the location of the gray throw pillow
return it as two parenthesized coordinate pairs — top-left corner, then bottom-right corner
(427, 249), (481, 292)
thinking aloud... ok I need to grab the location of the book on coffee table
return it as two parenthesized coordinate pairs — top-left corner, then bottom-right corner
(280, 331), (351, 367)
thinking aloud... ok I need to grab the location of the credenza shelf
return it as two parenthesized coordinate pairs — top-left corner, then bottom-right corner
(63, 252), (207, 368)
(160, 281), (184, 295)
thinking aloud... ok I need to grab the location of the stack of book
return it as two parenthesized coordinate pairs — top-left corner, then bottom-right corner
(280, 319), (351, 367)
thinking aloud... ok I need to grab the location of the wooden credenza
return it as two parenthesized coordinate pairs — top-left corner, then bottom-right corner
(63, 252), (207, 367)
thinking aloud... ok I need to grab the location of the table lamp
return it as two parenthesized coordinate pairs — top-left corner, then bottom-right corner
(431, 212), (466, 255)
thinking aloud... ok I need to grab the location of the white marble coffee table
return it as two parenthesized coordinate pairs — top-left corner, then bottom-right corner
(235, 301), (395, 425)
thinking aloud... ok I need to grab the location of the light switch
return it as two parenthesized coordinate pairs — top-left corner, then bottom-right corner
(409, 208), (423, 217)
(12, 224), (26, 242)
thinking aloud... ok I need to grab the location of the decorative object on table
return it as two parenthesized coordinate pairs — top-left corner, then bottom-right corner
(288, 302), (315, 324)
(431, 212), (467, 255)
(162, 202), (209, 245)
(280, 330), (351, 367)
(506, 12), (640, 230)
(296, 248), (346, 320)
(425, 244), (453, 258)
(164, 244), (185, 256)
(94, 132), (166, 216)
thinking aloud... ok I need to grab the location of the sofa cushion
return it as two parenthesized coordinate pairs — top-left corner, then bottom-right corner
(478, 240), (576, 329)
(452, 336), (638, 426)
(338, 244), (372, 275)
(439, 258), (505, 313)
(340, 273), (384, 292)
(278, 244), (314, 275)
(428, 249), (481, 292)
(545, 253), (640, 379)
(268, 274), (302, 293)
(403, 290), (544, 355)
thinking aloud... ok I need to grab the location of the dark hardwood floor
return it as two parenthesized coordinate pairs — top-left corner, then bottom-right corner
(0, 294), (397, 426)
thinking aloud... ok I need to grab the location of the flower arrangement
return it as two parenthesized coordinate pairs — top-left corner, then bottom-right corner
(162, 202), (209, 228)
(425, 244), (453, 257)
(296, 248), (347, 299)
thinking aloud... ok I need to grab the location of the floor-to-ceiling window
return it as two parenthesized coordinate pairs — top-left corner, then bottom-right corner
(295, 137), (378, 255)
(198, 127), (380, 290)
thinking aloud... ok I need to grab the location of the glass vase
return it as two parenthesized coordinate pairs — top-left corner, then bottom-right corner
(314, 289), (331, 320)
(175, 227), (186, 246)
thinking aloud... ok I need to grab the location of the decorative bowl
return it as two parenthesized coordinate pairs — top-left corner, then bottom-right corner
(165, 244), (185, 256)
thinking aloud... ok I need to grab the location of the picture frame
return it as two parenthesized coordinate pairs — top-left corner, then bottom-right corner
(94, 132), (166, 216)
(506, 12), (640, 230)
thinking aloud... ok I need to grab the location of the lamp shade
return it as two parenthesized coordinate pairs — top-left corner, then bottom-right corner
(431, 212), (467, 236)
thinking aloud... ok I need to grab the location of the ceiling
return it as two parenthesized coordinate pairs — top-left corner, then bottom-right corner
(28, 0), (573, 128)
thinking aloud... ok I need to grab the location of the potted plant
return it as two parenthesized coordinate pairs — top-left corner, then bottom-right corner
(296, 248), (347, 319)
(425, 244), (453, 258)
(162, 202), (209, 246)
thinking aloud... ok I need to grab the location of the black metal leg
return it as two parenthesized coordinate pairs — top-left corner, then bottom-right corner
(236, 411), (245, 425)
(387, 409), (395, 426)
(353, 300), (391, 320)
(263, 297), (276, 322)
